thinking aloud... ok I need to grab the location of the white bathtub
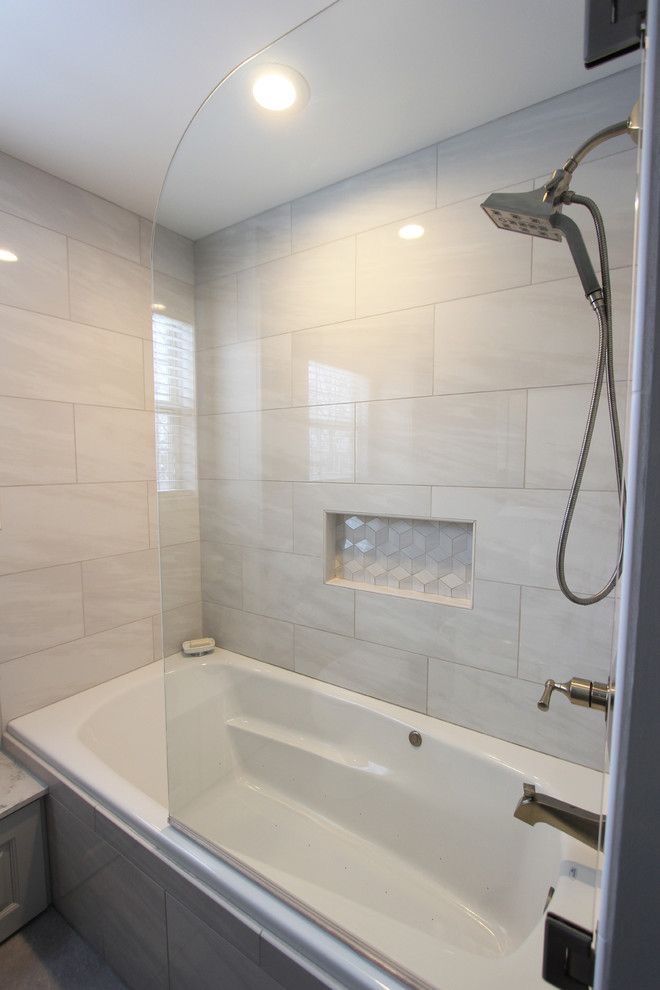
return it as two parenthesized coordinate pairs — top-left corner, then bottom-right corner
(5, 649), (603, 990)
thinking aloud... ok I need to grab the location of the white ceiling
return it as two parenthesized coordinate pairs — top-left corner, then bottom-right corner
(2, 1), (639, 234)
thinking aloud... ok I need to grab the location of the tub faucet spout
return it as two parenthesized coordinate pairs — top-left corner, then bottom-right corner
(514, 783), (604, 852)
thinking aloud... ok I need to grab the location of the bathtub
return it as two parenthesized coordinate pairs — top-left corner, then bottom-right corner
(5, 649), (602, 990)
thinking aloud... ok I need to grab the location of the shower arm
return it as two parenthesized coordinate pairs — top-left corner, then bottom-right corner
(543, 100), (640, 206)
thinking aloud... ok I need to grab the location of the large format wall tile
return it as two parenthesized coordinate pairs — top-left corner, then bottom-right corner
(152, 271), (195, 324)
(434, 267), (633, 395)
(82, 549), (160, 635)
(291, 308), (434, 406)
(355, 191), (531, 317)
(158, 489), (200, 547)
(237, 237), (355, 338)
(0, 564), (84, 662)
(355, 581), (520, 676)
(293, 482), (431, 556)
(0, 211), (68, 316)
(152, 224), (195, 284)
(356, 391), (526, 487)
(518, 586), (615, 685)
(199, 480), (293, 552)
(197, 413), (241, 480)
(292, 146), (437, 252)
(201, 542), (243, 609)
(294, 626), (428, 713)
(532, 150), (637, 284)
(239, 405), (355, 483)
(0, 396), (75, 484)
(427, 658), (605, 769)
(431, 486), (621, 591)
(195, 204), (291, 282)
(160, 541), (202, 612)
(0, 619), (154, 725)
(243, 550), (354, 634)
(525, 382), (628, 491)
(0, 151), (141, 262)
(69, 240), (151, 337)
(74, 406), (156, 482)
(0, 483), (149, 574)
(203, 603), (294, 670)
(194, 274), (237, 350)
(161, 602), (203, 658)
(435, 67), (639, 210)
(197, 335), (291, 415)
(0, 304), (145, 408)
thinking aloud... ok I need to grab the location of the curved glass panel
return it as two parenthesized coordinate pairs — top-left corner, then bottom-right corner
(152, 3), (642, 986)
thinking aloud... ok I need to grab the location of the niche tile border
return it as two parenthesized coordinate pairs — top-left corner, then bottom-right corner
(324, 512), (474, 608)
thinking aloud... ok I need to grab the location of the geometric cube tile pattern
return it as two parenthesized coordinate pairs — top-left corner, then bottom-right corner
(331, 514), (473, 604)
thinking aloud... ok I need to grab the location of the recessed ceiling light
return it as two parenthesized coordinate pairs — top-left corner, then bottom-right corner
(252, 65), (309, 113)
(152, 302), (166, 312)
(398, 224), (425, 240)
(0, 248), (18, 262)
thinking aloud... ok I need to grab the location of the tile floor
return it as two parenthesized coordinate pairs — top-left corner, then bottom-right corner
(0, 908), (126, 989)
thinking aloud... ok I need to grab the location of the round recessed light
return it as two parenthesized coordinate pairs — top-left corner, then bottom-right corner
(151, 302), (166, 312)
(398, 224), (425, 240)
(252, 65), (309, 113)
(0, 248), (18, 262)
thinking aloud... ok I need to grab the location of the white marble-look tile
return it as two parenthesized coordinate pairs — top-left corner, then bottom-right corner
(0, 151), (141, 262)
(69, 240), (151, 337)
(0, 210), (68, 317)
(196, 335), (291, 415)
(74, 406), (156, 482)
(427, 658), (605, 769)
(199, 480), (293, 552)
(0, 618), (154, 726)
(152, 271), (195, 325)
(355, 190), (531, 318)
(431, 486), (620, 592)
(194, 273), (237, 350)
(294, 626), (428, 713)
(162, 602), (203, 658)
(532, 150), (637, 284)
(0, 482), (149, 575)
(152, 224), (194, 283)
(243, 549), (354, 635)
(356, 391), (526, 487)
(435, 67), (640, 209)
(201, 542), (243, 609)
(203, 602), (294, 671)
(293, 482), (431, 556)
(197, 414), (240, 480)
(292, 146), (437, 252)
(157, 489), (200, 547)
(525, 382), (628, 491)
(82, 549), (161, 634)
(239, 405), (355, 483)
(139, 218), (153, 267)
(236, 237), (355, 339)
(0, 396), (76, 484)
(0, 751), (46, 819)
(355, 580), (520, 676)
(519, 586), (615, 685)
(291, 307), (434, 406)
(160, 540), (202, 612)
(434, 267), (633, 395)
(0, 304), (144, 408)
(194, 204), (291, 282)
(0, 564), (84, 662)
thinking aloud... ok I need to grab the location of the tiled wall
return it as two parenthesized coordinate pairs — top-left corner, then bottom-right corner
(0, 151), (198, 726)
(194, 66), (640, 769)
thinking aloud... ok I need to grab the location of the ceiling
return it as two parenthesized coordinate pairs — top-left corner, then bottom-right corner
(2, 1), (639, 234)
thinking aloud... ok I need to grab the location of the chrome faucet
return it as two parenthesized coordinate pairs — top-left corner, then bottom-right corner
(514, 783), (604, 852)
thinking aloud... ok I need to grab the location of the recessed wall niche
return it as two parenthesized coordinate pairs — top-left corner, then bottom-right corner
(324, 513), (474, 607)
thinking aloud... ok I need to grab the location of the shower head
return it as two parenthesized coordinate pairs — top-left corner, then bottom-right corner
(481, 187), (601, 301)
(481, 187), (561, 241)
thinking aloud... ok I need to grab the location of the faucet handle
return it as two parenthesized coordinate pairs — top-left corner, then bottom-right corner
(537, 676), (612, 714)
(537, 679), (569, 711)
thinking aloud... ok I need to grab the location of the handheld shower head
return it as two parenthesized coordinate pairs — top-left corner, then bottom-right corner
(481, 187), (561, 241)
